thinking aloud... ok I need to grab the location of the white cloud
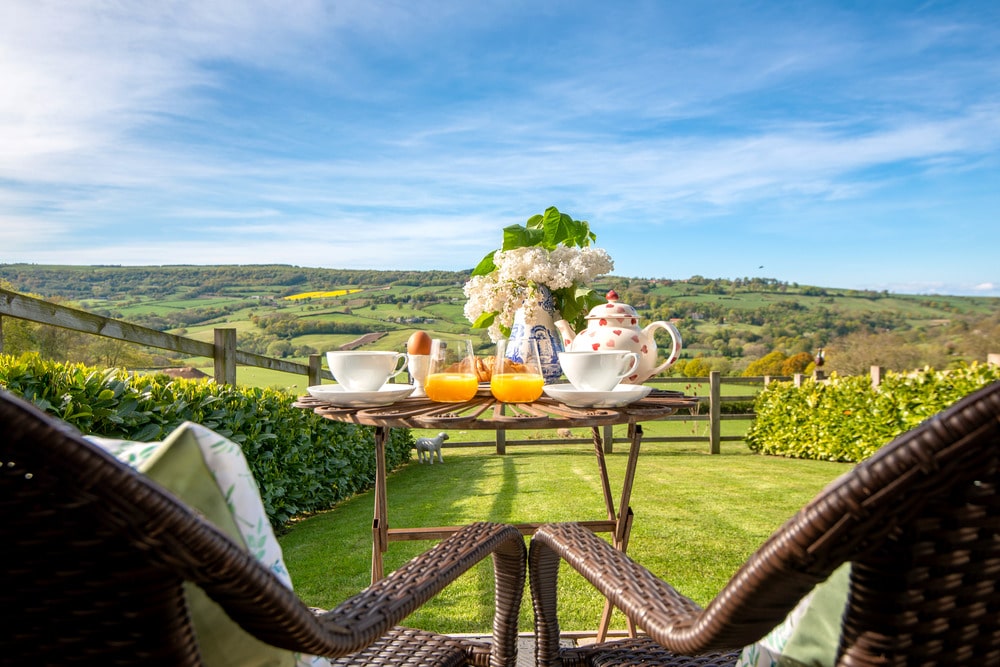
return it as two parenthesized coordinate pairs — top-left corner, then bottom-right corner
(0, 2), (998, 296)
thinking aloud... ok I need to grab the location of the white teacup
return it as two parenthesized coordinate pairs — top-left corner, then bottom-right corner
(557, 350), (640, 392)
(326, 351), (408, 392)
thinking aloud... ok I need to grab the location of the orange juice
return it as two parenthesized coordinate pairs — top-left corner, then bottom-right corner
(424, 372), (478, 402)
(490, 373), (544, 403)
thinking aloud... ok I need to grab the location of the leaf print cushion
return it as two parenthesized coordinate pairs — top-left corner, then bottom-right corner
(89, 422), (330, 667)
(735, 563), (850, 667)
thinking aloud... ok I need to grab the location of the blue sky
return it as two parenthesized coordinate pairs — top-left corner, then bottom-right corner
(1, 1), (998, 296)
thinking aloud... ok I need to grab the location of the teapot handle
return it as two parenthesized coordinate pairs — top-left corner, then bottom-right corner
(644, 321), (683, 376)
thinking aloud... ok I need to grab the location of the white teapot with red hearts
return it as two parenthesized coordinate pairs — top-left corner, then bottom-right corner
(554, 290), (682, 384)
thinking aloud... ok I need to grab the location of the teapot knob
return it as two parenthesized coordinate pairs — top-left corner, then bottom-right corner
(606, 289), (619, 302)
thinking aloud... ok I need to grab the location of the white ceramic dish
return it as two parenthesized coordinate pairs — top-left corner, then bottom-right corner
(542, 383), (652, 408)
(307, 384), (416, 407)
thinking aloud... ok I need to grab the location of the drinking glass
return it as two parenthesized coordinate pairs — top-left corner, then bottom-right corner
(491, 338), (544, 403)
(424, 338), (479, 402)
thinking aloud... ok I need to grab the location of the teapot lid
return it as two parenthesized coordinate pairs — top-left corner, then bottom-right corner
(585, 290), (639, 319)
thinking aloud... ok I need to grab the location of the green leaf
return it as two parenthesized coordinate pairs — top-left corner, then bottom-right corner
(501, 223), (543, 250)
(540, 207), (569, 248)
(132, 423), (163, 442)
(471, 312), (496, 329)
(470, 251), (497, 277)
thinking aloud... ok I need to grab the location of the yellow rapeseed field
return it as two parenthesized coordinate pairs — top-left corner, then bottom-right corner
(284, 289), (361, 301)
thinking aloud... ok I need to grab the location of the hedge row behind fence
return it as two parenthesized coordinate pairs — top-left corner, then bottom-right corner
(0, 353), (413, 529)
(746, 363), (1000, 463)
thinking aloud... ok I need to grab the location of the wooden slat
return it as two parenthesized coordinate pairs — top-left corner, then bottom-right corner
(387, 520), (617, 542)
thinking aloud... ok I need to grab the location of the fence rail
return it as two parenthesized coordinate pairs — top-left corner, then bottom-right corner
(492, 372), (791, 455)
(0, 288), (332, 386)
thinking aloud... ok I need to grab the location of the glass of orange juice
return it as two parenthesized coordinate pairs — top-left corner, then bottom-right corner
(490, 339), (544, 403)
(425, 338), (479, 402)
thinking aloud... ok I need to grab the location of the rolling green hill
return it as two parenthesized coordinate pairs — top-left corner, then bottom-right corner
(2, 264), (997, 383)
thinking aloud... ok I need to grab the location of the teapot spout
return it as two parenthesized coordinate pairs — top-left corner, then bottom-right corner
(553, 319), (576, 348)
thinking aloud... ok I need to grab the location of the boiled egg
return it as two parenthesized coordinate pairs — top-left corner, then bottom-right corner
(407, 331), (432, 355)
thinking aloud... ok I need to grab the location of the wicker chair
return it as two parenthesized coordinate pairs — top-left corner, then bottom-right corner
(530, 381), (1000, 666)
(0, 389), (526, 667)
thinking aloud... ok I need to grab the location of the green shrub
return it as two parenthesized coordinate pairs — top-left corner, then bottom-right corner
(745, 363), (1000, 462)
(0, 353), (413, 528)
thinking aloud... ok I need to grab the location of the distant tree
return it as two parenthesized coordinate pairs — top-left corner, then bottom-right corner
(827, 331), (944, 375)
(84, 338), (156, 369)
(0, 316), (35, 356)
(266, 340), (294, 358)
(780, 352), (814, 375)
(742, 351), (787, 377)
(683, 357), (713, 378)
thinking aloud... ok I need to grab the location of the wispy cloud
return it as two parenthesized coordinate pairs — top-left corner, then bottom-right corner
(0, 1), (998, 296)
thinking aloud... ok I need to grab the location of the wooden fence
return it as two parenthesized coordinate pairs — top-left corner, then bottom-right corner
(0, 287), (332, 386)
(492, 372), (806, 456)
(3, 287), (996, 455)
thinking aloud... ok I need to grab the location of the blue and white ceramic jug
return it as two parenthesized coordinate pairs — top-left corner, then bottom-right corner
(505, 285), (564, 383)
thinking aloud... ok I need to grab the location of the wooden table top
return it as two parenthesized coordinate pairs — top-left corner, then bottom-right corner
(294, 388), (698, 431)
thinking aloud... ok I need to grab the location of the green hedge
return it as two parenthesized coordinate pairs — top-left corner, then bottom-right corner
(745, 363), (1000, 462)
(0, 353), (413, 528)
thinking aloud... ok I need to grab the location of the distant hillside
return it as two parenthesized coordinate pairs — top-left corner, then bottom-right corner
(2, 264), (997, 377)
(0, 264), (469, 300)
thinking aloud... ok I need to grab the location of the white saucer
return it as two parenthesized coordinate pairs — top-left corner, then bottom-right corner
(542, 383), (652, 408)
(307, 384), (416, 407)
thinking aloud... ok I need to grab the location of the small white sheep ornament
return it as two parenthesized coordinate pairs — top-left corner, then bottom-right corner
(415, 432), (448, 464)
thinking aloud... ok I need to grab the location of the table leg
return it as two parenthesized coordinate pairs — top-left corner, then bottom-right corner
(596, 423), (644, 642)
(371, 426), (390, 584)
(591, 427), (616, 523)
(616, 424), (643, 548)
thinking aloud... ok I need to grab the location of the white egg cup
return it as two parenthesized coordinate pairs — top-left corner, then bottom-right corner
(407, 353), (430, 397)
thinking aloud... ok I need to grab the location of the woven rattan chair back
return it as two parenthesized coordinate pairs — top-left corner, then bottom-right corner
(530, 381), (1000, 666)
(1, 390), (525, 667)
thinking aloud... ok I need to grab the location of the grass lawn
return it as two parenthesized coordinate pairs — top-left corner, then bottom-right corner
(278, 439), (850, 636)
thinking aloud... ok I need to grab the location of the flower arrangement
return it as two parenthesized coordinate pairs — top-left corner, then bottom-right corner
(463, 206), (614, 342)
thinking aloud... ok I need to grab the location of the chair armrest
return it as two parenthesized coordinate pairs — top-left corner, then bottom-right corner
(530, 522), (710, 663)
(319, 521), (526, 660)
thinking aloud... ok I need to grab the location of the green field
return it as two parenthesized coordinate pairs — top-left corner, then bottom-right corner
(3, 264), (997, 381)
(279, 441), (850, 633)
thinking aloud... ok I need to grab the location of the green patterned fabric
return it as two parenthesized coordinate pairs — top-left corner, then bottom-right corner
(89, 423), (330, 667)
(736, 564), (850, 667)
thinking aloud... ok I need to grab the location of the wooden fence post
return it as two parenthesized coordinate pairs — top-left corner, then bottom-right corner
(0, 315), (4, 354)
(308, 354), (323, 387)
(214, 328), (237, 386)
(988, 353), (999, 366)
(710, 370), (721, 455)
(603, 424), (614, 454)
(871, 366), (884, 388)
(793, 373), (803, 387)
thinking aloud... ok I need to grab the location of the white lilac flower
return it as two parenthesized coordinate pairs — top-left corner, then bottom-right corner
(463, 244), (614, 341)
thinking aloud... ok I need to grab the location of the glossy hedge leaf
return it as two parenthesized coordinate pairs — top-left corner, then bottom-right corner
(746, 363), (999, 462)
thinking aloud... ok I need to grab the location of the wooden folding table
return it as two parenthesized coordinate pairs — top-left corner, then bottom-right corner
(296, 389), (695, 640)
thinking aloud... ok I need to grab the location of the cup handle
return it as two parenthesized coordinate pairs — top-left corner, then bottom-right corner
(390, 352), (408, 378)
(617, 352), (640, 379)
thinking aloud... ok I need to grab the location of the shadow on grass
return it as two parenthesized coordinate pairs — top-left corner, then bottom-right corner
(280, 441), (851, 632)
